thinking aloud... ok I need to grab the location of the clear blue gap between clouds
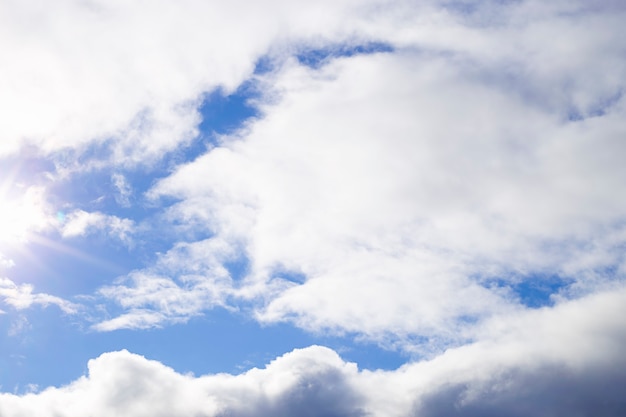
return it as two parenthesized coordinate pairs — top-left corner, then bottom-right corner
(489, 274), (569, 308)
(513, 278), (568, 308)
(0, 306), (407, 393)
(274, 270), (307, 285)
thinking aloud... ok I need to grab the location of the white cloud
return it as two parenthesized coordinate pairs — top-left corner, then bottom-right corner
(0, 277), (77, 314)
(2, 1), (626, 414)
(0, 0), (398, 167)
(60, 210), (134, 244)
(1, 288), (625, 416)
(0, 256), (15, 270)
(139, 27), (626, 349)
(95, 237), (237, 331)
(7, 315), (31, 337)
(92, 309), (169, 332)
(111, 173), (132, 207)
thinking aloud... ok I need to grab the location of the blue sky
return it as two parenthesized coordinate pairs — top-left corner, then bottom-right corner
(1, 1), (626, 415)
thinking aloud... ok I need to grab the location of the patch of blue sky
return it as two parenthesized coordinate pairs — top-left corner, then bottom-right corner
(50, 168), (133, 215)
(567, 89), (623, 122)
(439, 0), (523, 22)
(440, 0), (478, 15)
(586, 89), (624, 118)
(294, 42), (394, 69)
(513, 278), (567, 308)
(198, 83), (260, 140)
(247, 41), (395, 74)
(223, 255), (251, 282)
(271, 269), (307, 285)
(5, 231), (138, 296)
(0, 158), (138, 295)
(489, 274), (569, 308)
(567, 108), (585, 122)
(0, 305), (407, 392)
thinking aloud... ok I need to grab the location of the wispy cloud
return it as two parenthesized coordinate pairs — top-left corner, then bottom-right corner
(0, 278), (78, 314)
(7, 315), (31, 337)
(95, 238), (236, 330)
(60, 210), (134, 244)
(111, 173), (132, 207)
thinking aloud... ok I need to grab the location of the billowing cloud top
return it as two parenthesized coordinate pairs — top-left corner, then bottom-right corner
(0, 0), (625, 416)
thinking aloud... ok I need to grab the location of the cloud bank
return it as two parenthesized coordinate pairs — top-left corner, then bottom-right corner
(2, 288), (625, 416)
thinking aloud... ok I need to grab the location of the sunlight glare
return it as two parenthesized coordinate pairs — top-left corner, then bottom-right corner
(0, 184), (51, 246)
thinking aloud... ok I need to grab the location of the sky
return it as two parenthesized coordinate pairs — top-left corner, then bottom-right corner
(0, 0), (626, 415)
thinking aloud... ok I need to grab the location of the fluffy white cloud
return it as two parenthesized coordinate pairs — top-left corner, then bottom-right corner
(1, 288), (625, 416)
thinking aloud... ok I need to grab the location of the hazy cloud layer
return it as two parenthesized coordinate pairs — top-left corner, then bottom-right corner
(1, 288), (625, 416)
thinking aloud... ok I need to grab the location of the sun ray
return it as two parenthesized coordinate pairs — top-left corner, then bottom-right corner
(0, 163), (126, 289)
(27, 234), (128, 276)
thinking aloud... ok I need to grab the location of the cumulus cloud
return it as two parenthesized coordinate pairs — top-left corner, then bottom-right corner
(0, 345), (363, 417)
(1, 288), (625, 416)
